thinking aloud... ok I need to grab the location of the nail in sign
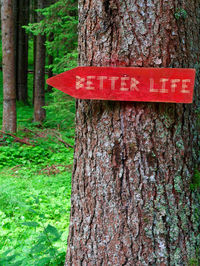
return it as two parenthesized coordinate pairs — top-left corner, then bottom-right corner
(46, 67), (195, 103)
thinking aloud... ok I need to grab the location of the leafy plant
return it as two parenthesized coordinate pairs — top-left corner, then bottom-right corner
(174, 8), (188, 20)
(190, 170), (200, 191)
(0, 171), (71, 265)
(0, 69), (73, 265)
(43, 90), (75, 130)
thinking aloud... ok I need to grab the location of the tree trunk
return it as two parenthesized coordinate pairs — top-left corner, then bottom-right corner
(1, 0), (17, 133)
(16, 0), (29, 103)
(47, 33), (54, 92)
(29, 0), (35, 23)
(32, 0), (37, 105)
(66, 1), (200, 265)
(34, 0), (46, 122)
(13, 0), (18, 100)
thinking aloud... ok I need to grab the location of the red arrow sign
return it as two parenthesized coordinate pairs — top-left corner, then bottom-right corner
(46, 67), (195, 103)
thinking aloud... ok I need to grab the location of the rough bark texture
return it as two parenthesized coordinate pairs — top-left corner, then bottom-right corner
(1, 0), (17, 133)
(66, 0), (200, 265)
(34, 0), (46, 122)
(16, 0), (29, 103)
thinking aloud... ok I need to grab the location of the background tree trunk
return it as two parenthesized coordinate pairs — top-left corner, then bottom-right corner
(32, 0), (37, 105)
(29, 0), (35, 23)
(16, 0), (29, 103)
(66, 0), (200, 265)
(34, 0), (46, 122)
(13, 0), (18, 100)
(1, 0), (17, 133)
(47, 33), (54, 92)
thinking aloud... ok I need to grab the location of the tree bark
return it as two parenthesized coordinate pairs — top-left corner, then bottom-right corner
(16, 0), (29, 103)
(1, 0), (17, 133)
(34, 0), (46, 122)
(66, 0), (200, 265)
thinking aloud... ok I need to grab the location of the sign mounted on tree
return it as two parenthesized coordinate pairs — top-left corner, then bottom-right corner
(46, 67), (195, 103)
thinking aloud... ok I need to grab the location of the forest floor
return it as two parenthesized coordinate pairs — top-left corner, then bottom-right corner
(0, 72), (75, 265)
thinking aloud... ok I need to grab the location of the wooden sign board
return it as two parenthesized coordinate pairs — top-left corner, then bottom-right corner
(46, 67), (195, 103)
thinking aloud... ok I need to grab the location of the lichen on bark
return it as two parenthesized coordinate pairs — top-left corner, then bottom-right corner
(65, 0), (200, 265)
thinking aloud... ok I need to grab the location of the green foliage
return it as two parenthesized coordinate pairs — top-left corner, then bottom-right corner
(189, 259), (199, 266)
(0, 133), (74, 171)
(0, 121), (73, 264)
(43, 89), (75, 130)
(28, 39), (34, 70)
(0, 55), (74, 264)
(189, 253), (200, 266)
(0, 143), (49, 169)
(174, 8), (188, 20)
(190, 170), (200, 191)
(0, 172), (71, 265)
(0, 33), (2, 65)
(24, 0), (78, 73)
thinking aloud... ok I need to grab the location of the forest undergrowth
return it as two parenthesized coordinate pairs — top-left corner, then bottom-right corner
(0, 71), (75, 265)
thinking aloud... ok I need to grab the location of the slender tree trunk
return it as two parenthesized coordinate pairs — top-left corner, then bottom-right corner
(32, 0), (37, 105)
(13, 0), (18, 99)
(16, 0), (29, 103)
(34, 0), (46, 122)
(47, 33), (54, 92)
(66, 1), (200, 265)
(29, 0), (34, 23)
(46, 0), (54, 93)
(1, 0), (17, 133)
